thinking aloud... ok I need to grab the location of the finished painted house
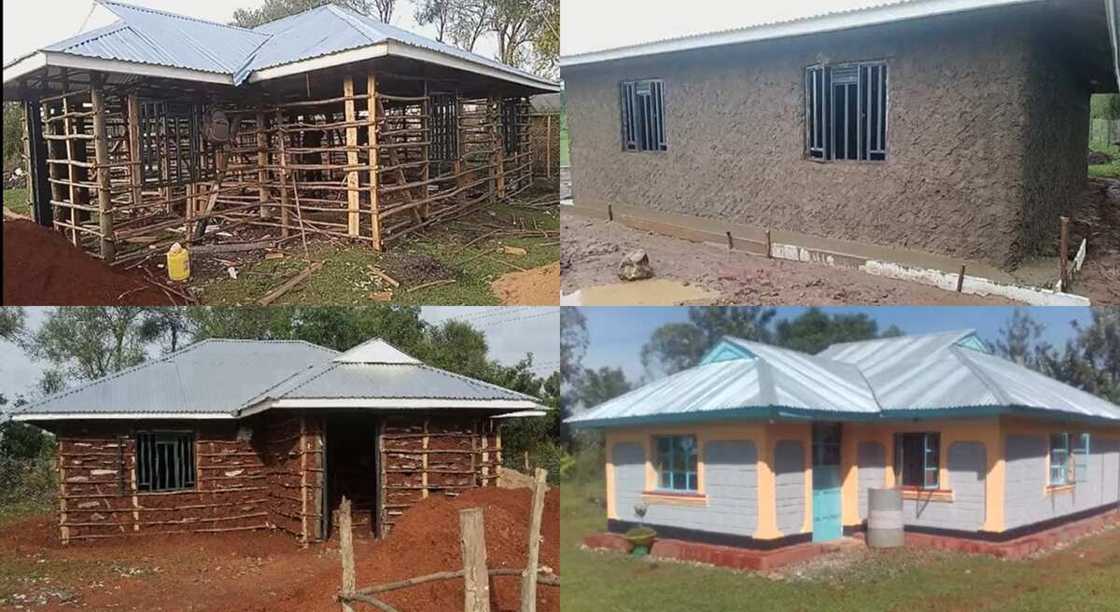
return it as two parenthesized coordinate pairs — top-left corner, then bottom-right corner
(12, 338), (543, 544)
(566, 331), (1120, 548)
(561, 0), (1119, 270)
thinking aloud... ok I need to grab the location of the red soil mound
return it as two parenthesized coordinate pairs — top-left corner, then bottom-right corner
(276, 486), (560, 612)
(2, 219), (172, 305)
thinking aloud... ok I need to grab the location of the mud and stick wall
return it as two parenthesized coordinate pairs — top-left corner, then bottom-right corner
(563, 8), (1083, 268)
(529, 113), (561, 178)
(256, 413), (323, 543)
(378, 414), (500, 536)
(55, 421), (270, 543)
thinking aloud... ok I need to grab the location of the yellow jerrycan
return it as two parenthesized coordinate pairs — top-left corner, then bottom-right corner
(167, 242), (191, 282)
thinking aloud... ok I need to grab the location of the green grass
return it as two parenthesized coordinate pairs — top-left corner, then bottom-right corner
(3, 187), (29, 216)
(1089, 162), (1120, 179)
(561, 476), (1120, 612)
(198, 195), (558, 306)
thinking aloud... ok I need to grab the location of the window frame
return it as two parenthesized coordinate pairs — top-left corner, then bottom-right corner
(804, 60), (889, 163)
(894, 432), (941, 490)
(1073, 433), (1090, 483)
(136, 430), (197, 493)
(1049, 433), (1071, 486)
(653, 434), (698, 493)
(619, 78), (668, 153)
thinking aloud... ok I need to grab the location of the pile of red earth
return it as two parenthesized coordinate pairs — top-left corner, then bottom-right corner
(282, 486), (560, 612)
(2, 219), (172, 305)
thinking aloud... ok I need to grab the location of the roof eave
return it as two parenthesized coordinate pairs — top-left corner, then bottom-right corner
(11, 412), (237, 421)
(3, 50), (234, 90)
(238, 397), (543, 418)
(246, 40), (560, 92)
(560, 0), (1043, 69)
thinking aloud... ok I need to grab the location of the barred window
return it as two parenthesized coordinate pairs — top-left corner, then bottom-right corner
(430, 94), (459, 162)
(806, 62), (888, 161)
(620, 79), (667, 152)
(137, 431), (196, 492)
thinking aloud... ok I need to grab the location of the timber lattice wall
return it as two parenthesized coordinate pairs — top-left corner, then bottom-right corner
(33, 68), (534, 265)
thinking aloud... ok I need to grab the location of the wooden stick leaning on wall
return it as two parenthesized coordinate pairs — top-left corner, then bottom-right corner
(90, 73), (115, 262)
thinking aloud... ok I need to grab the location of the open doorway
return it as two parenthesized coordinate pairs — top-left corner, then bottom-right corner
(324, 414), (378, 538)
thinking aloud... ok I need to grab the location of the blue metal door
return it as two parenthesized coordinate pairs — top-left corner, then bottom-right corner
(812, 424), (843, 542)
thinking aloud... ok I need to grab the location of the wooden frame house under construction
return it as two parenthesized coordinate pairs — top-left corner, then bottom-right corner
(2, 1), (558, 265)
(11, 338), (546, 544)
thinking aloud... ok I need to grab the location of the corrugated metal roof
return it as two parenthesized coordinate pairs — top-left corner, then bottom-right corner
(11, 1), (555, 90)
(333, 338), (421, 364)
(560, 0), (1046, 68)
(257, 362), (537, 402)
(16, 339), (337, 417)
(568, 330), (1120, 427)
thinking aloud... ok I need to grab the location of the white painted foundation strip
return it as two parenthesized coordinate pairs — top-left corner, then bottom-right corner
(12, 412), (236, 421)
(859, 260), (1091, 306)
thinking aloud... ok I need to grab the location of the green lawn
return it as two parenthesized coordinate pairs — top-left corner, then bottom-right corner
(1089, 161), (1120, 179)
(561, 477), (1120, 612)
(3, 188), (29, 216)
(199, 194), (558, 306)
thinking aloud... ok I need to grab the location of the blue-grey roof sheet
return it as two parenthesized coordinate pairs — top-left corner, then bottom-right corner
(569, 330), (1120, 427)
(16, 339), (338, 416)
(15, 1), (554, 89)
(256, 361), (537, 402)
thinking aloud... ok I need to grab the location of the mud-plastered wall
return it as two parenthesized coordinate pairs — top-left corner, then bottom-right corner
(55, 421), (269, 543)
(256, 412), (324, 543)
(564, 8), (1053, 268)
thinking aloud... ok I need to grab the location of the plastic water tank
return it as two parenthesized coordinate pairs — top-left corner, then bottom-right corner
(867, 488), (904, 548)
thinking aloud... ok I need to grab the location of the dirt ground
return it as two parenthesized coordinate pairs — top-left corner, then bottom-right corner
(1068, 178), (1120, 305)
(560, 211), (1015, 305)
(491, 262), (561, 305)
(2, 218), (174, 306)
(0, 487), (558, 612)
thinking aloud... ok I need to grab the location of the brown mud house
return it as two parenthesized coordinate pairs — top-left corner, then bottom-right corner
(561, 0), (1120, 274)
(1, 1), (558, 264)
(10, 338), (544, 544)
(566, 331), (1120, 554)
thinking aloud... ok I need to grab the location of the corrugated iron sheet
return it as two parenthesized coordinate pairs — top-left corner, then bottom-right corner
(17, 340), (337, 416)
(260, 362), (537, 402)
(569, 330), (1120, 427)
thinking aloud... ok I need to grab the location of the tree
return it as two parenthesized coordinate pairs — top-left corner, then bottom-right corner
(231, 0), (373, 27)
(641, 307), (775, 377)
(530, 0), (559, 76)
(572, 366), (631, 410)
(414, 0), (454, 41)
(138, 308), (191, 353)
(30, 307), (152, 382)
(446, 0), (492, 52)
(418, 319), (491, 379)
(490, 0), (540, 67)
(993, 308), (1047, 367)
(560, 307), (588, 384)
(3, 102), (22, 172)
(372, 0), (395, 21)
(773, 308), (882, 355)
(0, 307), (25, 342)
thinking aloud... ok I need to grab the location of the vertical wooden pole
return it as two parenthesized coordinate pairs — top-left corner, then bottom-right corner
(44, 99), (64, 233)
(127, 95), (142, 210)
(257, 110), (269, 219)
(300, 414), (309, 545)
(61, 87), (78, 245)
(545, 114), (552, 179)
(339, 497), (356, 612)
(493, 97), (505, 201)
(367, 72), (381, 249)
(481, 422), (490, 486)
(58, 442), (69, 545)
(276, 110), (290, 238)
(520, 468), (547, 612)
(20, 99), (32, 216)
(421, 418), (430, 499)
(91, 74), (115, 262)
(376, 420), (386, 538)
(1058, 216), (1070, 291)
(344, 76), (360, 236)
(421, 79), (431, 220)
(460, 507), (491, 612)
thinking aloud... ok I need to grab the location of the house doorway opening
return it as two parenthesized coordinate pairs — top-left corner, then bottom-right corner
(812, 422), (843, 542)
(324, 413), (378, 538)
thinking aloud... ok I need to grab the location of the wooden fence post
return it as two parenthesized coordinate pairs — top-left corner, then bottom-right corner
(460, 507), (491, 612)
(340, 496), (356, 612)
(1058, 216), (1070, 291)
(520, 468), (548, 612)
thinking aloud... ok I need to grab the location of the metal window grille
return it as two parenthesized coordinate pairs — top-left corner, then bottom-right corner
(805, 62), (887, 161)
(620, 79), (667, 152)
(430, 94), (459, 162)
(138, 100), (211, 188)
(137, 431), (196, 492)
(654, 434), (697, 491)
(895, 432), (940, 489)
(501, 97), (520, 156)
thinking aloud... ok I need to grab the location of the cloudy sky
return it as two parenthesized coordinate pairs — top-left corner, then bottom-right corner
(561, 0), (904, 56)
(0, 307), (558, 404)
(2, 0), (500, 65)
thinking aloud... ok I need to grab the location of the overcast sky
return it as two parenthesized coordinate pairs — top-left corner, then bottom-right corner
(2, 0), (500, 65)
(561, 0), (899, 56)
(0, 307), (558, 404)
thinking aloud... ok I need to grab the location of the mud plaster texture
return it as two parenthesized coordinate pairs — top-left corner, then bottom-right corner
(560, 211), (1014, 305)
(563, 8), (1092, 269)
